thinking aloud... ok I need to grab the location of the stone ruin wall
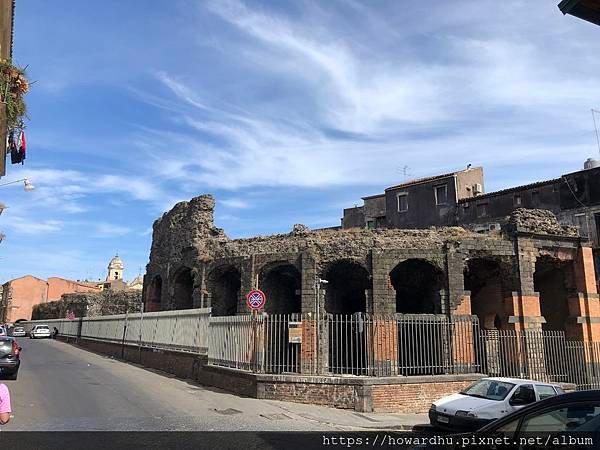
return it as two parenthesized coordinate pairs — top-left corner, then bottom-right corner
(144, 195), (589, 319)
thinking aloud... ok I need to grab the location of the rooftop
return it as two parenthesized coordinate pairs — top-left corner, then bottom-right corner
(384, 167), (480, 192)
(559, 0), (600, 27)
(457, 178), (559, 203)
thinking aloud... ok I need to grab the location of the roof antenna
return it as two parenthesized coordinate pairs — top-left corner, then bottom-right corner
(396, 165), (412, 181)
(592, 108), (600, 157)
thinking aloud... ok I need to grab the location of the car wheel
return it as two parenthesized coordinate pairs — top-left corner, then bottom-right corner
(7, 371), (18, 380)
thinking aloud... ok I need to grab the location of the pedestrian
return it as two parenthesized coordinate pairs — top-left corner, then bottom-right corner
(0, 383), (11, 425)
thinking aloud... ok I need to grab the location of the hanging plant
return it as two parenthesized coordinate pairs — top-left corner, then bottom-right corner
(0, 58), (29, 129)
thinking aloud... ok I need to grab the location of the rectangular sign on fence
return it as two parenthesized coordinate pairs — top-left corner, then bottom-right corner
(288, 321), (302, 343)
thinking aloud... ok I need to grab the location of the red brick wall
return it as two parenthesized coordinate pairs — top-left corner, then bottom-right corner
(259, 382), (356, 409)
(5, 276), (101, 322)
(47, 277), (100, 301)
(6, 276), (48, 322)
(301, 320), (317, 374)
(372, 380), (474, 413)
(575, 247), (598, 295)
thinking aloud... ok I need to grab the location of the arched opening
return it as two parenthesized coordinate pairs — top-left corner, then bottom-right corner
(324, 260), (370, 314)
(259, 263), (302, 373)
(390, 259), (444, 314)
(207, 266), (241, 316)
(259, 263), (301, 314)
(464, 258), (505, 330)
(145, 275), (163, 312)
(534, 256), (575, 332)
(172, 268), (194, 310)
(323, 260), (371, 375)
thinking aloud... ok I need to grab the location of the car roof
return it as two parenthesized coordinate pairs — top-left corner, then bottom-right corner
(479, 390), (600, 433)
(0, 336), (15, 342)
(482, 377), (560, 386)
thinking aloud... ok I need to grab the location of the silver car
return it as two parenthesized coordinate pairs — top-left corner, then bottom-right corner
(12, 326), (26, 337)
(30, 324), (52, 339)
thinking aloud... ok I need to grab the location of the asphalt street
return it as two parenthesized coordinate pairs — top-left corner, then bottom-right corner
(0, 338), (426, 432)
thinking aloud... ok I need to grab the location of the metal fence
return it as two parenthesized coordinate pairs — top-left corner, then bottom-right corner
(398, 314), (480, 376)
(20, 308), (211, 354)
(264, 314), (302, 374)
(327, 313), (375, 376)
(477, 329), (600, 390)
(208, 314), (263, 371)
(208, 313), (303, 374)
(325, 313), (480, 377)
(18, 310), (600, 390)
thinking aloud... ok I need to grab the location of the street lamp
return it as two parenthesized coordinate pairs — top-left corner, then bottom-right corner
(0, 178), (35, 191)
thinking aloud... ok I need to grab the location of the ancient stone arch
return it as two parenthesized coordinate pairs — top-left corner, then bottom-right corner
(390, 258), (445, 314)
(207, 265), (241, 316)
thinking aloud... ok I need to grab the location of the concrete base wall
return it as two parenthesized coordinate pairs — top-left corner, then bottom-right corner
(58, 336), (481, 414)
(61, 336), (257, 397)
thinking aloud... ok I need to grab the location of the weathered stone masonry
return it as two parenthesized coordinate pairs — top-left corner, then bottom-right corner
(143, 195), (600, 342)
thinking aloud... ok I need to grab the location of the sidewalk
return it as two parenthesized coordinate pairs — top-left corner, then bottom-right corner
(265, 399), (430, 431)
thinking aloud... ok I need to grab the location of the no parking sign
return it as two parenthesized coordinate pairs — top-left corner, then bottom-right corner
(246, 289), (267, 310)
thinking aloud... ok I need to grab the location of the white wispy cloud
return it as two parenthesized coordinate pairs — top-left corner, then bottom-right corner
(93, 222), (131, 237)
(3, 0), (599, 282)
(3, 217), (63, 234)
(220, 198), (251, 209)
(126, 0), (599, 194)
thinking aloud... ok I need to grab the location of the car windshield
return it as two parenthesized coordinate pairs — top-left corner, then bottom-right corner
(37, 326), (49, 330)
(461, 380), (515, 401)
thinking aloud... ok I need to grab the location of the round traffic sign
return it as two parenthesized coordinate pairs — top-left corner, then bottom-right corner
(246, 289), (267, 310)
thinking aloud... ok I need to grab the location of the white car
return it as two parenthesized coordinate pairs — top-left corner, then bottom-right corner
(30, 324), (52, 339)
(429, 377), (565, 430)
(12, 326), (26, 337)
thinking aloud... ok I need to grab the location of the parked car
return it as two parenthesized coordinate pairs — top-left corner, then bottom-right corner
(429, 377), (565, 430)
(0, 336), (21, 380)
(0, 325), (6, 336)
(30, 324), (52, 339)
(11, 326), (26, 337)
(418, 390), (600, 449)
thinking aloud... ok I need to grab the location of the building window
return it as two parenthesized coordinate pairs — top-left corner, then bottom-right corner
(397, 193), (408, 212)
(531, 191), (539, 205)
(366, 220), (375, 229)
(476, 203), (488, 218)
(514, 195), (522, 206)
(435, 185), (448, 205)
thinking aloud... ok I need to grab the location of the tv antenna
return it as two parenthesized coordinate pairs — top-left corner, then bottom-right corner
(397, 165), (412, 181)
(591, 109), (600, 157)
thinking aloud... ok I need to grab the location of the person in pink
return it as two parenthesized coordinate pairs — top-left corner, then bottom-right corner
(0, 383), (11, 425)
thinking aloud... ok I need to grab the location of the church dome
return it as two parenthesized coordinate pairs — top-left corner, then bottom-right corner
(108, 254), (124, 270)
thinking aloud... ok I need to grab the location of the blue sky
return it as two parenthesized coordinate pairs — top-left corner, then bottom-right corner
(1, 0), (599, 282)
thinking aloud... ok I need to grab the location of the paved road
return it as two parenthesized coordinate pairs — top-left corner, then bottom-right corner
(0, 338), (423, 432)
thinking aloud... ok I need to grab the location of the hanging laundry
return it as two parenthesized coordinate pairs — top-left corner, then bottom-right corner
(9, 129), (24, 164)
(17, 129), (26, 163)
